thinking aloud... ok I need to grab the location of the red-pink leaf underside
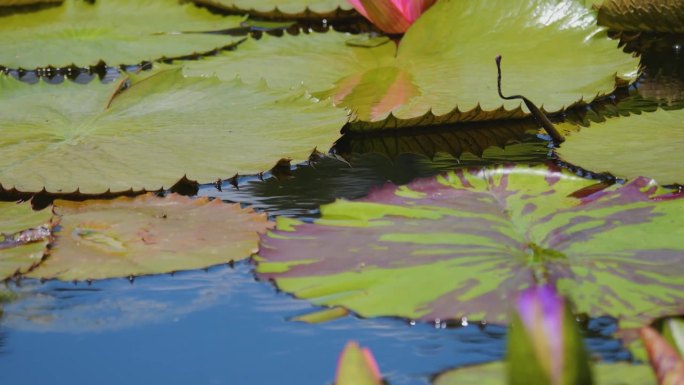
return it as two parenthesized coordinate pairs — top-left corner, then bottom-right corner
(256, 164), (684, 326)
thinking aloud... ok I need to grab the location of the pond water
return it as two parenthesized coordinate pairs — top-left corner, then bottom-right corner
(0, 31), (681, 385)
(0, 142), (630, 385)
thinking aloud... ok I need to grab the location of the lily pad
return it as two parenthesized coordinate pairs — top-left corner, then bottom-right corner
(432, 362), (656, 385)
(597, 0), (684, 33)
(191, 0), (355, 20)
(256, 164), (684, 327)
(0, 69), (347, 194)
(556, 108), (684, 185)
(27, 193), (272, 281)
(184, 0), (638, 129)
(0, 0), (244, 68)
(0, 201), (53, 279)
(0, 0), (59, 6)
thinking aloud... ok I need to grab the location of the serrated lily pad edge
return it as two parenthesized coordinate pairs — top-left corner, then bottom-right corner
(192, 0), (357, 20)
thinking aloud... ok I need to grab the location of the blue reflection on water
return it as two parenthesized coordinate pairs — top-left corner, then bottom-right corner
(0, 262), (629, 385)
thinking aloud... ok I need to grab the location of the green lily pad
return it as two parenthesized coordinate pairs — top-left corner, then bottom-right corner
(256, 164), (684, 327)
(0, 201), (53, 279)
(0, 69), (347, 194)
(556, 108), (684, 185)
(597, 0), (684, 33)
(27, 193), (273, 281)
(191, 0), (355, 20)
(184, 0), (638, 130)
(0, 0), (244, 68)
(433, 362), (656, 385)
(0, 0), (59, 6)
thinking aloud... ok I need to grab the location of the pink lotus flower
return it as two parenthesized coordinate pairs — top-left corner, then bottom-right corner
(509, 285), (592, 385)
(347, 0), (437, 34)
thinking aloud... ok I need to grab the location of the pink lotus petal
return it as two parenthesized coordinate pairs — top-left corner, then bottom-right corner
(347, 0), (369, 18)
(641, 327), (684, 385)
(401, 0), (437, 22)
(362, 347), (382, 382)
(358, 0), (411, 34)
(516, 285), (565, 384)
(347, 0), (434, 34)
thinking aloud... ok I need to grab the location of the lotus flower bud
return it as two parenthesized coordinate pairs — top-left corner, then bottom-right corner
(508, 285), (593, 385)
(347, 0), (436, 34)
(641, 326), (684, 385)
(335, 341), (382, 385)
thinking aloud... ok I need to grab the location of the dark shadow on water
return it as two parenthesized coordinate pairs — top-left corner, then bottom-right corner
(200, 131), (550, 218)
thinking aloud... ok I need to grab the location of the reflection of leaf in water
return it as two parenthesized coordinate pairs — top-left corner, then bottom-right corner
(2, 267), (244, 332)
(256, 164), (684, 328)
(316, 66), (421, 122)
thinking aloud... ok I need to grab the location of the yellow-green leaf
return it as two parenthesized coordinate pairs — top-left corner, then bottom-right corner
(0, 69), (347, 194)
(0, 0), (243, 68)
(28, 194), (273, 281)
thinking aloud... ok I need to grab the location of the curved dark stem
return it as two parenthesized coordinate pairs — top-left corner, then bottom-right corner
(495, 55), (565, 144)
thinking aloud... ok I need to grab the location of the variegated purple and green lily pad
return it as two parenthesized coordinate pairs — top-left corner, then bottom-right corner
(256, 164), (684, 327)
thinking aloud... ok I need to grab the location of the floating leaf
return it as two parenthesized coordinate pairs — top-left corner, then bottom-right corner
(0, 0), (59, 6)
(27, 193), (272, 281)
(556, 108), (684, 185)
(191, 0), (355, 20)
(256, 164), (684, 327)
(0, 69), (347, 194)
(433, 362), (656, 385)
(0, 201), (53, 279)
(291, 306), (349, 323)
(596, 0), (684, 33)
(185, 0), (638, 129)
(0, 0), (243, 68)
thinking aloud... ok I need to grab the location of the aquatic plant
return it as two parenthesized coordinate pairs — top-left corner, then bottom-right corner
(346, 0), (436, 34)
